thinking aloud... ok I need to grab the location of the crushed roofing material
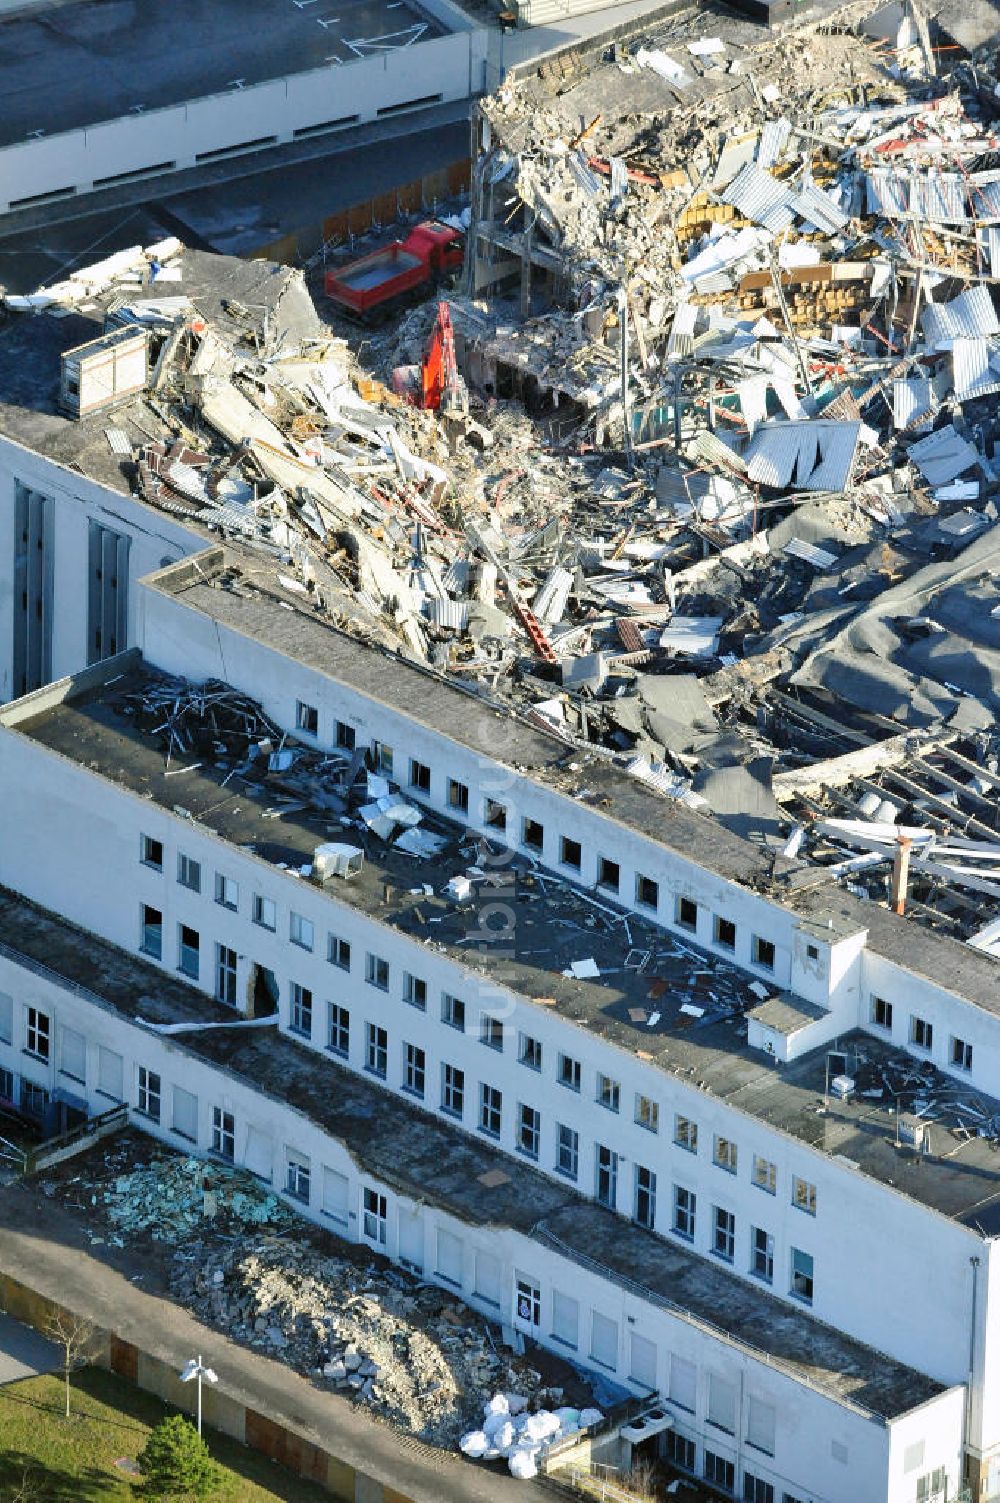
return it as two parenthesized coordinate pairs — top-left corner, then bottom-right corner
(4, 0), (1000, 952)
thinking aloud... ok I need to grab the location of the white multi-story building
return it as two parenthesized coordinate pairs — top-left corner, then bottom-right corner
(0, 541), (999, 1502)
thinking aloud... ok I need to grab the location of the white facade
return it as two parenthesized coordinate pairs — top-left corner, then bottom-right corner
(0, 937), (966, 1503)
(0, 437), (200, 702)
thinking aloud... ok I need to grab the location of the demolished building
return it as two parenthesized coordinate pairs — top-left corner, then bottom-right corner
(4, 2), (1000, 1496)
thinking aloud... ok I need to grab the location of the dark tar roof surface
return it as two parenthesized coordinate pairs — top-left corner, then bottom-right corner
(0, 885), (948, 1422)
(0, 0), (445, 149)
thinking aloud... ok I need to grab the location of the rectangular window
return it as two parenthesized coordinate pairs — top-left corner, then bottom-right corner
(518, 1103), (540, 1159)
(86, 520), (129, 665)
(25, 1007), (50, 1061)
(363, 1187), (387, 1244)
(522, 817), (544, 852)
(442, 993), (466, 1032)
(290, 982), (313, 1037)
(670, 1356), (696, 1412)
(752, 1154), (776, 1194)
(791, 1247), (814, 1304)
(636, 1095), (659, 1133)
(137, 1066), (161, 1123)
(442, 1064), (465, 1118)
(484, 799), (507, 831)
(519, 1032), (542, 1070)
(673, 1185), (696, 1240)
(597, 857), (620, 892)
(215, 944), (237, 1007)
(141, 834), (163, 871)
(290, 911), (314, 951)
(21, 1082), (48, 1120)
(328, 1003), (349, 1057)
(409, 758), (431, 793)
(140, 903), (163, 960)
(743, 1473), (775, 1503)
(516, 1278), (540, 1328)
(596, 1146), (618, 1209)
(558, 1053), (581, 1092)
(792, 1177), (816, 1216)
(560, 836), (581, 870)
(215, 873), (239, 911)
(674, 1115), (698, 1153)
(952, 1036), (973, 1072)
(708, 1374), (736, 1435)
(172, 1085), (198, 1142)
(553, 1124), (577, 1178)
(323, 1167), (349, 1226)
(59, 1026), (85, 1084)
(916, 1470), (947, 1503)
(635, 1165), (656, 1229)
(590, 1310), (618, 1370)
(253, 894), (276, 932)
(13, 482), (54, 698)
(911, 1015), (933, 1051)
(705, 1454), (735, 1491)
(597, 1074), (620, 1113)
(676, 895), (698, 931)
(296, 700), (318, 735)
(0, 993), (12, 1047)
(751, 1227), (774, 1283)
(480, 1084), (502, 1137)
(178, 924), (199, 979)
(753, 936), (775, 970)
(552, 1290), (579, 1350)
(177, 853), (201, 892)
(335, 720), (356, 751)
(665, 1433), (696, 1472)
(366, 953), (389, 991)
(285, 1151), (311, 1203)
(713, 1206), (736, 1262)
(747, 1397), (776, 1458)
(366, 1024), (388, 1079)
(870, 995), (892, 1029)
(481, 1015), (503, 1051)
(97, 1046), (123, 1100)
(447, 778), (469, 814)
(403, 1042), (426, 1099)
(714, 915), (736, 950)
(328, 934), (351, 970)
(635, 873), (658, 910)
(212, 1107), (235, 1161)
(714, 1135), (738, 1174)
(403, 973), (427, 1011)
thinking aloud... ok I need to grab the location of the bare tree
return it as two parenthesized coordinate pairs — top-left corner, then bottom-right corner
(4, 1469), (45, 1503)
(43, 1309), (97, 1418)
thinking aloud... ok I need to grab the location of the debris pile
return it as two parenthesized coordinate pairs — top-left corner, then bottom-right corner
(50, 1142), (598, 1449)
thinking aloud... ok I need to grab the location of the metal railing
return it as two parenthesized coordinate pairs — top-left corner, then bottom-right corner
(23, 1102), (128, 1176)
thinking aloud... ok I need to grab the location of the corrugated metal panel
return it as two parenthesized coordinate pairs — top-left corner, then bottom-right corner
(722, 163), (795, 233)
(893, 377), (932, 429)
(910, 171), (966, 224)
(667, 302), (698, 359)
(686, 428), (748, 474)
(951, 338), (1000, 401)
(784, 538), (839, 569)
(922, 284), (1000, 347)
(790, 181), (848, 233)
(745, 420), (860, 490)
(712, 132), (757, 190)
(981, 226), (1000, 274)
(867, 167), (908, 217)
(969, 178), (1000, 219)
(659, 616), (724, 655)
(907, 423), (980, 485)
(424, 596), (469, 629)
(757, 118), (791, 170)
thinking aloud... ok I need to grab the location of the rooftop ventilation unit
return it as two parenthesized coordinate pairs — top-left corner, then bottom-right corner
(312, 843), (364, 882)
(60, 326), (148, 418)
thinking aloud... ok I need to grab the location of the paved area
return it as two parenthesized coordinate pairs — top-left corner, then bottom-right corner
(0, 0), (446, 148)
(0, 1181), (541, 1502)
(0, 1312), (60, 1385)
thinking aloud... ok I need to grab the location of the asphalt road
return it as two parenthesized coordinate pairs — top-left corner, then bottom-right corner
(0, 0), (445, 148)
(0, 1312), (60, 1385)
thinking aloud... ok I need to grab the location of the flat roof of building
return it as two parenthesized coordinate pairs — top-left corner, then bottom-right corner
(9, 658), (1000, 1231)
(0, 0), (445, 150)
(150, 548), (1000, 1015)
(0, 885), (948, 1422)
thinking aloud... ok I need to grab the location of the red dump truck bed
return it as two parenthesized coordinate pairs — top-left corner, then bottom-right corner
(324, 221), (464, 319)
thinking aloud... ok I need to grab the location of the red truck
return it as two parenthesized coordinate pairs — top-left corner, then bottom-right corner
(324, 220), (465, 321)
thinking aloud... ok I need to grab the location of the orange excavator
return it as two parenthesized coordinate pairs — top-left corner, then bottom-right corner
(393, 301), (469, 417)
